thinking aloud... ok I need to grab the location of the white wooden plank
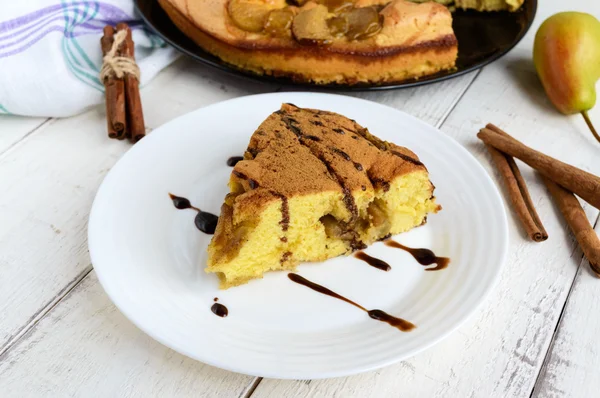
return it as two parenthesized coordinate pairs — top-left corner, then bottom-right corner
(531, 218), (600, 398)
(250, 3), (600, 395)
(341, 74), (476, 129)
(0, 116), (49, 155)
(140, 58), (283, 129)
(0, 272), (255, 398)
(350, 70), (480, 129)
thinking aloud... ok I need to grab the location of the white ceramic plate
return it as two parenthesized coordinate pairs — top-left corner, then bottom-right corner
(89, 92), (508, 379)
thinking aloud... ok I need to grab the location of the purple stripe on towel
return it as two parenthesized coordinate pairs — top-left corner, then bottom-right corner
(0, 2), (135, 34)
(0, 1), (141, 59)
(0, 4), (65, 32)
(0, 26), (64, 57)
(0, 10), (67, 40)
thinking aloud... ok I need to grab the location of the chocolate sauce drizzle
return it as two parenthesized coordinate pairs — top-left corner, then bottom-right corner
(279, 195), (289, 231)
(211, 303), (228, 317)
(232, 170), (259, 189)
(281, 116), (303, 137)
(348, 124), (424, 168)
(329, 147), (364, 173)
(371, 177), (390, 192)
(331, 147), (351, 161)
(281, 251), (292, 264)
(168, 193), (218, 234)
(390, 151), (424, 167)
(354, 251), (391, 271)
(385, 240), (449, 271)
(280, 113), (359, 223)
(247, 146), (260, 158)
(267, 191), (289, 244)
(227, 156), (243, 167)
(288, 273), (415, 331)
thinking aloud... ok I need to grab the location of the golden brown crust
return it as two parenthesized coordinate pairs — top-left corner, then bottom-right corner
(158, 0), (458, 84)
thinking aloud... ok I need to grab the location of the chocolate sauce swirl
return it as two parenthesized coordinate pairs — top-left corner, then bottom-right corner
(354, 251), (391, 271)
(384, 240), (449, 271)
(227, 156), (243, 167)
(288, 273), (415, 331)
(168, 193), (218, 234)
(390, 151), (424, 167)
(211, 303), (228, 317)
(232, 170), (259, 189)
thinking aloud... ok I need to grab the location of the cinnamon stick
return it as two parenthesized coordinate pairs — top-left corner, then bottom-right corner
(477, 126), (600, 210)
(100, 26), (126, 139)
(485, 143), (548, 241)
(488, 124), (548, 239)
(116, 23), (145, 143)
(542, 176), (600, 277)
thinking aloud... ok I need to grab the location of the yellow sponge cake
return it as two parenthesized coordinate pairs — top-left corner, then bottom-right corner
(207, 104), (440, 288)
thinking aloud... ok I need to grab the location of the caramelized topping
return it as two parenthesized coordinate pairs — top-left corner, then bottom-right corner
(344, 6), (382, 40)
(327, 16), (348, 37)
(228, 0), (384, 43)
(292, 5), (332, 45)
(218, 221), (254, 263)
(321, 0), (353, 13)
(320, 214), (355, 240)
(367, 200), (387, 228)
(367, 199), (391, 237)
(264, 8), (295, 37)
(228, 0), (271, 32)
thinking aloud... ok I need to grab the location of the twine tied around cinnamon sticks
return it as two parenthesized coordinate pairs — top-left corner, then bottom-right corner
(478, 124), (600, 277)
(100, 30), (140, 82)
(100, 23), (145, 143)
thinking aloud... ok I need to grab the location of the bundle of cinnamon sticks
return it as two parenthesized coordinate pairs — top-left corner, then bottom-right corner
(100, 23), (145, 143)
(478, 124), (600, 276)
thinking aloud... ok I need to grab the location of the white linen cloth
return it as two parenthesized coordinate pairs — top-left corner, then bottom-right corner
(0, 1), (179, 117)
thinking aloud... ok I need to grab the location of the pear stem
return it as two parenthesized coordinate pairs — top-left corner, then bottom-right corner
(581, 111), (600, 144)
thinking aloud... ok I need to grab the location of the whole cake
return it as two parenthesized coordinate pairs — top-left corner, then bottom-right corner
(158, 0), (458, 85)
(207, 104), (440, 288)
(158, 0), (525, 85)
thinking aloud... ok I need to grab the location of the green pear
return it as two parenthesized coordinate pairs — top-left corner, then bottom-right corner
(533, 12), (600, 143)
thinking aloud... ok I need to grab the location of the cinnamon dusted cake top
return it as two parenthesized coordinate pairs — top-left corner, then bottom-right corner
(230, 104), (427, 212)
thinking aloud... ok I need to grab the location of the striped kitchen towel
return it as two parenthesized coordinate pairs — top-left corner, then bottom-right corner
(0, 1), (178, 117)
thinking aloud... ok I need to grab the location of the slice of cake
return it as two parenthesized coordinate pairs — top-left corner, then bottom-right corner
(207, 104), (440, 288)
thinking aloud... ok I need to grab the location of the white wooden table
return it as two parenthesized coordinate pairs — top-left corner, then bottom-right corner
(1, 1), (599, 396)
